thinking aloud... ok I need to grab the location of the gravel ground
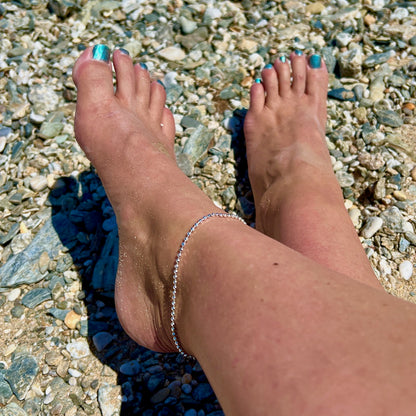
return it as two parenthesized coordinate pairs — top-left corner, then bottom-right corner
(0, 0), (416, 414)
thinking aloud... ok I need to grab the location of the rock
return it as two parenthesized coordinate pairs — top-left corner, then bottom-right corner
(66, 340), (90, 359)
(98, 384), (121, 416)
(306, 1), (325, 13)
(336, 32), (352, 48)
(48, 307), (70, 321)
(0, 374), (13, 405)
(369, 77), (385, 102)
(147, 373), (165, 393)
(376, 110), (403, 128)
(363, 50), (395, 68)
(358, 152), (384, 170)
(38, 121), (64, 139)
(399, 260), (413, 280)
(0, 215), (78, 288)
(338, 48), (363, 78)
(64, 310), (81, 329)
(21, 288), (51, 309)
(179, 16), (197, 34)
(354, 107), (367, 123)
(180, 116), (202, 129)
(176, 153), (194, 177)
(44, 351), (62, 366)
(181, 125), (214, 164)
(119, 360), (141, 376)
(380, 207), (407, 232)
(399, 237), (410, 253)
(361, 217), (383, 238)
(92, 332), (113, 352)
(182, 383), (192, 394)
(238, 39), (258, 54)
(158, 46), (186, 62)
(176, 27), (209, 50)
(0, 402), (29, 416)
(28, 85), (60, 115)
(29, 176), (48, 192)
(0, 223), (20, 246)
(328, 88), (355, 101)
(150, 387), (170, 404)
(5, 355), (39, 400)
(335, 171), (355, 187)
(192, 383), (214, 401)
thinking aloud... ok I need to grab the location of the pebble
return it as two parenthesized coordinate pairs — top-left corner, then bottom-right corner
(21, 288), (51, 309)
(66, 340), (90, 359)
(361, 217), (383, 238)
(92, 332), (113, 352)
(64, 310), (81, 329)
(98, 384), (121, 416)
(119, 360), (141, 376)
(4, 355), (39, 400)
(399, 261), (413, 280)
(159, 47), (186, 62)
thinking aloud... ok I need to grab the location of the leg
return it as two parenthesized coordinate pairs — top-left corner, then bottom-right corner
(73, 46), (416, 415)
(244, 53), (378, 289)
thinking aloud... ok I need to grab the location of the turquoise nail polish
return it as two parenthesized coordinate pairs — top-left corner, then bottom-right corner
(310, 54), (321, 69)
(265, 63), (273, 69)
(255, 78), (262, 84)
(119, 48), (130, 56)
(279, 55), (286, 63)
(140, 62), (148, 70)
(157, 80), (165, 88)
(92, 45), (110, 62)
(294, 49), (303, 56)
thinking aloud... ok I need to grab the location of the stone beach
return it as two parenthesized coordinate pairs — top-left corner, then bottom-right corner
(1, 0), (416, 414)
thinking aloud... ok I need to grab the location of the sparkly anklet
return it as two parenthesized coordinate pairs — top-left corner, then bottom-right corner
(170, 213), (246, 358)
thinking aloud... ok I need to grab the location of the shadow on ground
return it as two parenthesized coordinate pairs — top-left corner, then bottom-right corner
(49, 169), (222, 415)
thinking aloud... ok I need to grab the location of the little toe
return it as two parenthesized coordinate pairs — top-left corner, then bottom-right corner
(275, 56), (291, 97)
(73, 45), (114, 108)
(261, 64), (279, 107)
(113, 48), (136, 107)
(134, 63), (151, 110)
(306, 54), (329, 98)
(248, 79), (265, 114)
(290, 51), (307, 95)
(149, 80), (167, 122)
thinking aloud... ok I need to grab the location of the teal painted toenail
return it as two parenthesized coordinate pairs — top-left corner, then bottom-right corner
(92, 45), (110, 62)
(157, 80), (165, 88)
(140, 62), (148, 70)
(265, 63), (273, 69)
(119, 48), (130, 56)
(280, 56), (286, 63)
(255, 78), (262, 84)
(310, 54), (321, 69)
(295, 49), (303, 56)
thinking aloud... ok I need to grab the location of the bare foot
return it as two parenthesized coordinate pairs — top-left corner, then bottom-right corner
(73, 45), (219, 352)
(244, 52), (379, 288)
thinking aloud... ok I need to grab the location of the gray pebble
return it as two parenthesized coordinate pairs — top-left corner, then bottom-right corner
(21, 288), (51, 309)
(361, 217), (383, 238)
(5, 355), (39, 400)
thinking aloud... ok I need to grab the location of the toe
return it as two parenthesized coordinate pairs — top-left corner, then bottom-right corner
(290, 51), (307, 95)
(160, 108), (176, 153)
(248, 79), (265, 113)
(306, 54), (328, 98)
(262, 64), (279, 107)
(114, 48), (136, 107)
(134, 63), (151, 110)
(149, 80), (167, 122)
(275, 56), (291, 97)
(73, 45), (114, 108)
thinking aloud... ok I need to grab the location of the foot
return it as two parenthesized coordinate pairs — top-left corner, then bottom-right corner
(244, 52), (379, 287)
(73, 46), (218, 352)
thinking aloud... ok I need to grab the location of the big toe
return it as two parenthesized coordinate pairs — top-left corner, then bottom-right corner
(73, 45), (114, 110)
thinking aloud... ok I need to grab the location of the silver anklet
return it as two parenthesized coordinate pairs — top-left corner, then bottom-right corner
(170, 212), (246, 358)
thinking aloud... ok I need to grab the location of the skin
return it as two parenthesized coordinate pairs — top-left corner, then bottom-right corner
(73, 47), (416, 415)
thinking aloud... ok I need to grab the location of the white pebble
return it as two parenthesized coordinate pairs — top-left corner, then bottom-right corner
(399, 261), (413, 281)
(7, 288), (21, 302)
(361, 217), (383, 238)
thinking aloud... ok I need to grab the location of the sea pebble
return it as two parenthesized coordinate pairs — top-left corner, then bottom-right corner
(399, 261), (413, 280)
(361, 217), (383, 238)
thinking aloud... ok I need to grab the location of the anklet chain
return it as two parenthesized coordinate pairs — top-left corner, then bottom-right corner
(171, 212), (246, 358)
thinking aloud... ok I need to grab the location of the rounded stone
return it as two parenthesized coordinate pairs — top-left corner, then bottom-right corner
(399, 261), (413, 280)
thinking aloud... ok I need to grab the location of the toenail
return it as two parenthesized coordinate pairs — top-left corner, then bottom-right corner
(118, 48), (130, 56)
(265, 63), (273, 69)
(279, 56), (286, 63)
(157, 80), (165, 88)
(140, 63), (148, 70)
(255, 78), (262, 84)
(294, 49), (303, 56)
(92, 45), (110, 62)
(310, 54), (322, 69)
